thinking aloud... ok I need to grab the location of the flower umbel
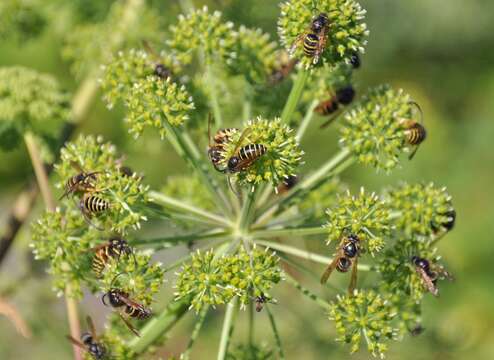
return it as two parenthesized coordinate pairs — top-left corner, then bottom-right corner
(278, 0), (368, 69)
(325, 188), (390, 255)
(329, 290), (397, 358)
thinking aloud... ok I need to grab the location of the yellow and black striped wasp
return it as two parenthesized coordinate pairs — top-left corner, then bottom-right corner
(79, 193), (111, 230)
(290, 12), (330, 64)
(320, 233), (360, 295)
(207, 114), (239, 173)
(401, 102), (427, 160)
(59, 161), (101, 200)
(318, 85), (356, 128)
(102, 274), (152, 337)
(412, 256), (453, 297)
(66, 316), (107, 360)
(90, 237), (136, 277)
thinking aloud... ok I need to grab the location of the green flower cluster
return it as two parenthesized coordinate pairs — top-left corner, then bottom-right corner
(168, 6), (237, 65)
(226, 26), (278, 85)
(125, 76), (195, 139)
(0, 66), (70, 151)
(219, 117), (303, 188)
(55, 135), (149, 233)
(384, 182), (455, 239)
(278, 0), (368, 69)
(329, 290), (397, 358)
(304, 62), (355, 104)
(175, 247), (282, 312)
(100, 49), (181, 109)
(325, 188), (390, 255)
(339, 85), (415, 171)
(0, 0), (46, 42)
(297, 177), (346, 222)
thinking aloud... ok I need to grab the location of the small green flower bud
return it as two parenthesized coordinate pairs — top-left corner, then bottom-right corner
(325, 188), (390, 255)
(0, 0), (46, 42)
(0, 66), (70, 151)
(278, 0), (368, 69)
(384, 182), (455, 239)
(100, 49), (181, 109)
(168, 6), (237, 65)
(30, 207), (100, 298)
(226, 26), (278, 85)
(329, 290), (397, 358)
(339, 85), (417, 171)
(219, 117), (303, 188)
(124, 76), (195, 139)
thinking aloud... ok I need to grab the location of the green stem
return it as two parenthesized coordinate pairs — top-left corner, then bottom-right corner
(248, 301), (254, 347)
(149, 191), (232, 227)
(280, 69), (309, 124)
(255, 149), (353, 226)
(133, 229), (230, 247)
(255, 240), (372, 271)
(161, 119), (232, 216)
(128, 298), (190, 355)
(206, 64), (223, 127)
(296, 100), (318, 141)
(252, 226), (327, 238)
(238, 186), (258, 232)
(217, 298), (237, 360)
(284, 273), (331, 309)
(182, 305), (209, 360)
(265, 305), (285, 360)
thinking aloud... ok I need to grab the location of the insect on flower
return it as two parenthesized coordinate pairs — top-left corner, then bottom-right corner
(79, 192), (111, 230)
(320, 233), (360, 295)
(318, 85), (356, 128)
(66, 316), (107, 360)
(401, 102), (427, 160)
(207, 114), (239, 173)
(412, 256), (453, 296)
(253, 292), (277, 312)
(89, 237), (136, 277)
(142, 40), (173, 80)
(102, 274), (152, 337)
(276, 174), (298, 194)
(290, 12), (330, 64)
(59, 161), (101, 200)
(268, 51), (298, 86)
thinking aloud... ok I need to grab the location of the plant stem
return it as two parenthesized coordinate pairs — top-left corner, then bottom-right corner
(134, 229), (230, 247)
(149, 191), (232, 227)
(162, 120), (232, 216)
(296, 100), (318, 141)
(248, 301), (254, 347)
(252, 226), (327, 238)
(206, 64), (223, 127)
(284, 273), (331, 309)
(238, 186), (257, 232)
(255, 149), (353, 226)
(23, 132), (82, 360)
(265, 305), (285, 359)
(182, 305), (209, 360)
(280, 69), (309, 124)
(128, 298), (190, 355)
(217, 298), (237, 360)
(255, 240), (372, 271)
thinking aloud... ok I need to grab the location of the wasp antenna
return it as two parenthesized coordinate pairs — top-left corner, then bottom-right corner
(101, 293), (109, 307)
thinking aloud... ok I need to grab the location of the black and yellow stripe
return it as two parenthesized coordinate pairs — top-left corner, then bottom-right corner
(303, 33), (319, 57)
(83, 195), (110, 214)
(238, 144), (267, 161)
(405, 123), (427, 145)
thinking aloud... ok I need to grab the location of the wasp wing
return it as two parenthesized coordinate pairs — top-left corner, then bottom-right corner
(119, 313), (141, 337)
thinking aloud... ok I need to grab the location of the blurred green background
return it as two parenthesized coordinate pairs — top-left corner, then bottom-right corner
(1, 0), (493, 359)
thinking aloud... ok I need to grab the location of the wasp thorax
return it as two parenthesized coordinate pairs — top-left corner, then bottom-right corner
(336, 86), (356, 105)
(312, 13), (329, 32)
(227, 156), (240, 171)
(412, 256), (430, 272)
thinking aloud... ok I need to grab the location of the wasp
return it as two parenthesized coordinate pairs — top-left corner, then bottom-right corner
(102, 278), (152, 337)
(207, 114), (239, 172)
(320, 234), (360, 294)
(291, 13), (330, 64)
(431, 209), (456, 235)
(79, 193), (110, 229)
(317, 85), (356, 116)
(142, 40), (173, 80)
(66, 316), (107, 360)
(401, 102), (426, 160)
(412, 256), (453, 296)
(59, 161), (101, 200)
(253, 293), (277, 312)
(276, 175), (298, 194)
(90, 237), (135, 277)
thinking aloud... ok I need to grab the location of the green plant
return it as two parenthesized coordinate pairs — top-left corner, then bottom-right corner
(0, 0), (457, 359)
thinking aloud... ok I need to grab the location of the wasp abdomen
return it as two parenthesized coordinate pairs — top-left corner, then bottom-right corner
(84, 195), (110, 213)
(405, 122), (427, 145)
(303, 33), (319, 57)
(239, 144), (267, 160)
